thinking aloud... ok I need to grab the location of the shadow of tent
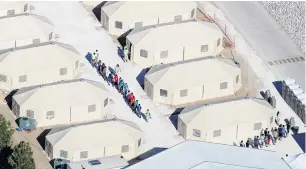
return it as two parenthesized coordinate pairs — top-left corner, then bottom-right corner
(92, 1), (107, 22)
(50, 158), (70, 169)
(136, 68), (150, 89)
(117, 29), (133, 47)
(85, 52), (93, 64)
(128, 147), (168, 166)
(108, 66), (115, 75)
(5, 89), (18, 110)
(292, 132), (305, 153)
(169, 107), (185, 129)
(36, 129), (51, 149)
(272, 81), (282, 95)
(259, 91), (265, 98)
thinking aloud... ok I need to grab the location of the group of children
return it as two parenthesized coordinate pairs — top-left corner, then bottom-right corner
(240, 121), (290, 149)
(90, 51), (152, 122)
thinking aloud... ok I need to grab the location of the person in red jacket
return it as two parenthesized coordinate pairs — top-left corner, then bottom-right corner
(128, 92), (133, 102)
(130, 96), (136, 106)
(113, 74), (118, 88)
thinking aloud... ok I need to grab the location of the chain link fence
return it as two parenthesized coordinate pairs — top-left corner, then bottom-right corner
(197, 5), (264, 97)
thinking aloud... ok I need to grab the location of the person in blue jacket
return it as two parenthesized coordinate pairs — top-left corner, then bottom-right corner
(118, 78), (124, 92)
(123, 83), (129, 96)
(136, 104), (142, 118)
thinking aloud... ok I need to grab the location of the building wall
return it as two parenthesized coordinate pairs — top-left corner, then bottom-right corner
(0, 34), (52, 51)
(100, 10), (109, 31)
(237, 119), (272, 140)
(177, 118), (187, 138)
(130, 34), (224, 68)
(16, 99), (109, 127)
(0, 61), (78, 91)
(149, 75), (241, 106)
(105, 7), (197, 37)
(180, 117), (273, 144)
(0, 4), (27, 17)
(51, 138), (140, 162)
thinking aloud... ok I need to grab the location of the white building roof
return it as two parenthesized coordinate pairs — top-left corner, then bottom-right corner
(0, 42), (80, 75)
(46, 118), (142, 150)
(179, 97), (276, 127)
(13, 78), (109, 107)
(0, 1), (26, 11)
(127, 140), (291, 169)
(67, 155), (129, 169)
(283, 153), (306, 169)
(127, 19), (222, 50)
(145, 57), (240, 89)
(0, 14), (53, 42)
(102, 1), (197, 22)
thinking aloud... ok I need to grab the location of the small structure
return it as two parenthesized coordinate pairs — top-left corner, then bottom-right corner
(16, 117), (37, 131)
(127, 140), (291, 169)
(178, 97), (276, 144)
(0, 1), (28, 17)
(0, 42), (82, 91)
(0, 13), (54, 50)
(144, 57), (242, 106)
(12, 79), (110, 127)
(45, 119), (142, 162)
(126, 19), (223, 67)
(67, 155), (129, 169)
(100, 1), (197, 36)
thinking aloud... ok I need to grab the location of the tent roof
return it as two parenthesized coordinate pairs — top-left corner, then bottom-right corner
(0, 14), (54, 42)
(127, 19), (222, 49)
(145, 56), (240, 89)
(127, 140), (290, 169)
(179, 97), (276, 128)
(0, 42), (80, 75)
(102, 1), (197, 22)
(283, 153), (306, 169)
(13, 78), (109, 107)
(67, 155), (128, 169)
(0, 1), (26, 11)
(46, 118), (142, 150)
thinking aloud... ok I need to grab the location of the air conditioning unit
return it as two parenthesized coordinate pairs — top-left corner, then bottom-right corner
(46, 116), (54, 120)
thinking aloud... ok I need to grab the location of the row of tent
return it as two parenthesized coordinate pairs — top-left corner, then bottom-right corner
(0, 2), (146, 164)
(99, 1), (225, 68)
(99, 2), (244, 106)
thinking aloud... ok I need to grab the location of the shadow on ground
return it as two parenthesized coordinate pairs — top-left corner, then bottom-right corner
(117, 29), (132, 47)
(4, 89), (18, 110)
(169, 107), (185, 129)
(292, 132), (305, 153)
(136, 68), (150, 89)
(37, 129), (51, 149)
(92, 1), (107, 22)
(128, 147), (168, 166)
(272, 81), (282, 95)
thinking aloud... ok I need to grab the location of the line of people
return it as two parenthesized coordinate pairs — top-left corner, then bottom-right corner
(239, 124), (290, 149)
(90, 51), (152, 122)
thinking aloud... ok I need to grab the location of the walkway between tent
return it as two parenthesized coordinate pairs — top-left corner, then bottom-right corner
(0, 104), (52, 169)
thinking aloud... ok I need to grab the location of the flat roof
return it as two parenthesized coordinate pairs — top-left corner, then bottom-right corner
(67, 155), (129, 169)
(127, 140), (291, 169)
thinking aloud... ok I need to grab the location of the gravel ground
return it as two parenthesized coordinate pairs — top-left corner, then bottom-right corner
(260, 1), (305, 54)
